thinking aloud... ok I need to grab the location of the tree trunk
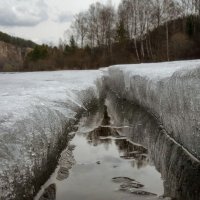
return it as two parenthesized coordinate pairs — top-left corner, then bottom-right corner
(134, 38), (140, 62)
(141, 40), (145, 59)
(166, 22), (170, 61)
(81, 36), (84, 48)
(148, 35), (154, 60)
(145, 35), (150, 58)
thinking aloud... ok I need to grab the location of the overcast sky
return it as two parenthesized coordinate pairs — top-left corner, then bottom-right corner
(0, 0), (120, 45)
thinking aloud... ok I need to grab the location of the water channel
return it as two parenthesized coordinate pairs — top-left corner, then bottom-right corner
(35, 97), (200, 200)
(36, 127), (164, 200)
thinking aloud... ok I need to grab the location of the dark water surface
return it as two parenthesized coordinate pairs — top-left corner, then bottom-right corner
(35, 126), (164, 200)
(105, 94), (200, 200)
(35, 97), (200, 200)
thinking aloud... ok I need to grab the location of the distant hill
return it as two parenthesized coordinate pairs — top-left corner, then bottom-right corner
(0, 31), (37, 71)
(143, 15), (200, 62)
(0, 31), (37, 48)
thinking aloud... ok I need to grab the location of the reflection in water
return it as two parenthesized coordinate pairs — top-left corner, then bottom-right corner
(56, 144), (76, 181)
(87, 126), (149, 169)
(106, 92), (200, 200)
(36, 106), (164, 200)
(37, 98), (200, 200)
(87, 106), (150, 169)
(87, 127), (113, 146)
(115, 139), (149, 169)
(56, 167), (70, 181)
(39, 184), (56, 200)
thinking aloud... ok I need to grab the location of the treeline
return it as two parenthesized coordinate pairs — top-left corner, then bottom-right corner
(17, 0), (200, 70)
(0, 31), (36, 48)
(66, 0), (200, 64)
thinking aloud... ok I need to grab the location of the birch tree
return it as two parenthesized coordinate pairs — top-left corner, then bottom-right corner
(72, 12), (88, 48)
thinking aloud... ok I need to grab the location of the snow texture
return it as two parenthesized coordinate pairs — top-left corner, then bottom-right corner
(102, 60), (200, 160)
(0, 70), (101, 199)
(0, 60), (200, 199)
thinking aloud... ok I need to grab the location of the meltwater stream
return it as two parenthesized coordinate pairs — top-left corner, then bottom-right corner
(34, 97), (200, 200)
(35, 125), (164, 200)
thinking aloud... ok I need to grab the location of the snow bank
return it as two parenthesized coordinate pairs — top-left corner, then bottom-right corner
(102, 60), (200, 160)
(0, 70), (102, 199)
(1, 60), (200, 199)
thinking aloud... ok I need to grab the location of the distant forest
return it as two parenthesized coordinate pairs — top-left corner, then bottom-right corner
(1, 0), (200, 71)
(0, 31), (36, 48)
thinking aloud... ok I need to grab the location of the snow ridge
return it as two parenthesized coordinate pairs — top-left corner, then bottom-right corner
(0, 70), (102, 199)
(102, 60), (200, 160)
(0, 60), (200, 199)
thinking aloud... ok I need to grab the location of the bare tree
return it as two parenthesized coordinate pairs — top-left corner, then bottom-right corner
(194, 0), (200, 15)
(118, 0), (141, 61)
(101, 3), (116, 58)
(72, 12), (88, 48)
(64, 0), (199, 65)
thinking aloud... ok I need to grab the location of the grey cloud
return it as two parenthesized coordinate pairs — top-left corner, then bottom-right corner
(57, 12), (73, 23)
(0, 0), (48, 27)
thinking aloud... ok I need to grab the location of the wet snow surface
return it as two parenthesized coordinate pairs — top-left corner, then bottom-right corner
(0, 70), (101, 162)
(0, 70), (102, 199)
(0, 70), (101, 128)
(0, 60), (200, 200)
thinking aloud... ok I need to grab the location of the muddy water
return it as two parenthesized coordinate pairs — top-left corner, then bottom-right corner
(35, 126), (164, 200)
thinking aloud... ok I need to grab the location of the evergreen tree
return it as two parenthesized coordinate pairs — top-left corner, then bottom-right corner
(115, 20), (129, 44)
(69, 35), (77, 51)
